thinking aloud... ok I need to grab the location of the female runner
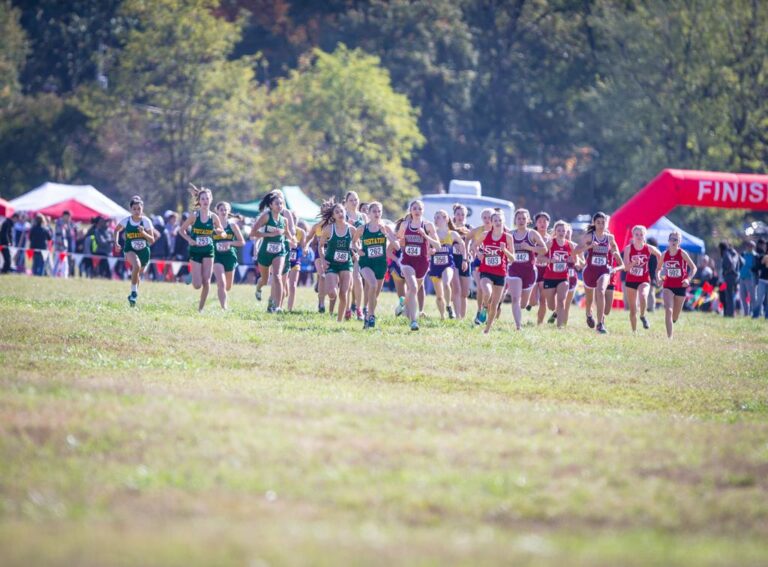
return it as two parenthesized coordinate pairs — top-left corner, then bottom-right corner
(623, 225), (663, 332)
(318, 202), (356, 322)
(114, 195), (157, 307)
(212, 201), (245, 310)
(429, 210), (467, 320)
(526, 212), (552, 324)
(476, 211), (515, 334)
(467, 208), (494, 324)
(307, 218), (328, 313)
(661, 231), (697, 339)
(283, 220), (307, 312)
(541, 220), (576, 328)
(450, 204), (472, 319)
(251, 190), (295, 313)
(397, 200), (441, 331)
(576, 212), (624, 334)
(344, 191), (368, 321)
(506, 208), (548, 330)
(562, 223), (585, 326)
(353, 201), (400, 329)
(179, 185), (226, 312)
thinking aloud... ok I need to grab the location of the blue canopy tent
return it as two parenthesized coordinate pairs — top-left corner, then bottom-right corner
(647, 216), (706, 254)
(231, 186), (320, 224)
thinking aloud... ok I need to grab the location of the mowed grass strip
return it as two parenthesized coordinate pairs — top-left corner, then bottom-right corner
(1, 277), (767, 566)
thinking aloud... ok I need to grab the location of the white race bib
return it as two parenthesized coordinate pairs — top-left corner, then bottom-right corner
(667, 268), (682, 278)
(196, 236), (212, 247)
(630, 266), (644, 277)
(131, 239), (146, 251)
(433, 254), (449, 266)
(289, 249), (298, 262)
(367, 245), (384, 258)
(591, 256), (607, 266)
(333, 250), (350, 263)
(266, 241), (283, 254)
(216, 241), (231, 252)
(405, 245), (421, 257)
(552, 262), (567, 272)
(514, 251), (529, 263)
(485, 255), (502, 267)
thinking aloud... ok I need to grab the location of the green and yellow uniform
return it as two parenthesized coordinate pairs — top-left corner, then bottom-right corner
(188, 212), (215, 263)
(324, 224), (353, 274)
(213, 222), (238, 272)
(257, 212), (286, 267)
(358, 223), (388, 280)
(121, 215), (152, 267)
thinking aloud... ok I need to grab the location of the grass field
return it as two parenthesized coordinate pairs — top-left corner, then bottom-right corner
(1, 276), (767, 566)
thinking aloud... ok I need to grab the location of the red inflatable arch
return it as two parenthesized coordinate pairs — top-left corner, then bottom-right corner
(609, 168), (768, 250)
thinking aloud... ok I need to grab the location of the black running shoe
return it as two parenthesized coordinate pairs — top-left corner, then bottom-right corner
(596, 322), (608, 334)
(640, 316), (650, 329)
(586, 313), (595, 329)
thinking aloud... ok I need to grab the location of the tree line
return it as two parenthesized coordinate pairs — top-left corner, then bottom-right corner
(1, 0), (766, 240)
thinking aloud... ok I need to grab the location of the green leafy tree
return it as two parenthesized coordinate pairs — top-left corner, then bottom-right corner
(0, 0), (28, 109)
(262, 44), (425, 214)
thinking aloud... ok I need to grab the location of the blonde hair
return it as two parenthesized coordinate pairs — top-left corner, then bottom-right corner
(514, 208), (531, 226)
(632, 224), (647, 236)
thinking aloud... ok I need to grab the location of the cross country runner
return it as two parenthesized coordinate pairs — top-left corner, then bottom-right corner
(623, 225), (663, 332)
(526, 211), (552, 324)
(506, 208), (548, 330)
(344, 191), (368, 321)
(318, 201), (356, 322)
(114, 195), (157, 307)
(179, 184), (226, 312)
(283, 220), (307, 312)
(429, 209), (467, 320)
(661, 230), (697, 339)
(212, 201), (245, 310)
(562, 223), (585, 326)
(467, 208), (494, 325)
(306, 219), (328, 313)
(541, 220), (577, 329)
(450, 203), (472, 319)
(353, 201), (400, 329)
(476, 211), (515, 334)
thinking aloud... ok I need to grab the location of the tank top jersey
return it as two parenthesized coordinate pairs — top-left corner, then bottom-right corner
(402, 220), (429, 265)
(586, 233), (611, 268)
(625, 243), (651, 283)
(261, 212), (285, 255)
(479, 230), (508, 276)
(190, 211), (215, 253)
(431, 231), (455, 268)
(347, 211), (365, 229)
(121, 216), (153, 253)
(360, 224), (387, 265)
(325, 224), (353, 265)
(543, 239), (572, 280)
(662, 249), (688, 288)
(511, 229), (536, 267)
(452, 224), (471, 257)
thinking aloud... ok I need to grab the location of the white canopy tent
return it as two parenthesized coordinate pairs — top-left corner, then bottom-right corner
(10, 182), (130, 221)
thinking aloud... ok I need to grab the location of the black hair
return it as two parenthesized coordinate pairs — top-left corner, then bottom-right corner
(534, 211), (550, 223)
(258, 190), (282, 212)
(319, 197), (341, 227)
(586, 211), (608, 234)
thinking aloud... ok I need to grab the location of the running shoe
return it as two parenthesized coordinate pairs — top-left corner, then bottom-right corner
(586, 313), (595, 328)
(446, 305), (455, 319)
(255, 288), (262, 301)
(394, 297), (405, 317)
(318, 304), (326, 314)
(355, 306), (364, 320)
(410, 320), (419, 331)
(128, 291), (137, 307)
(267, 297), (275, 312)
(368, 315), (376, 329)
(596, 322), (608, 334)
(640, 316), (650, 329)
(548, 312), (557, 324)
(479, 307), (488, 323)
(363, 306), (368, 319)
(362, 316), (369, 329)
(525, 305), (532, 311)
(474, 312), (481, 325)
(344, 308), (352, 321)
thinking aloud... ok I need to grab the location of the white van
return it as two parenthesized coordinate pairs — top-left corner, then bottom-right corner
(418, 180), (515, 228)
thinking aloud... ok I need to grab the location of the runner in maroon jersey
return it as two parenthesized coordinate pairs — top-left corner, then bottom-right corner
(477, 211), (515, 334)
(526, 212), (552, 325)
(396, 200), (441, 331)
(542, 221), (577, 328)
(563, 223), (585, 327)
(623, 225), (663, 332)
(506, 208), (548, 330)
(661, 230), (697, 339)
(576, 212), (624, 334)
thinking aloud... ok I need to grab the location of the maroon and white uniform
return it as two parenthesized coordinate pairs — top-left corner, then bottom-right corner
(508, 229), (537, 290)
(583, 233), (612, 288)
(401, 220), (430, 279)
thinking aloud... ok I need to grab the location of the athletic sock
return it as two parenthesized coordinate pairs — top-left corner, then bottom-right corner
(131, 284), (138, 293)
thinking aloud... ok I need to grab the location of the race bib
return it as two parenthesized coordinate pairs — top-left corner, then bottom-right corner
(333, 250), (350, 263)
(485, 255), (502, 267)
(289, 249), (298, 262)
(367, 245), (384, 258)
(405, 245), (421, 257)
(131, 239), (146, 251)
(266, 241), (283, 254)
(514, 251), (529, 263)
(552, 262), (567, 273)
(630, 266), (644, 277)
(216, 242), (231, 252)
(433, 254), (449, 266)
(196, 236), (212, 247)
(452, 244), (462, 255)
(667, 268), (682, 278)
(568, 268), (576, 278)
(591, 256), (607, 267)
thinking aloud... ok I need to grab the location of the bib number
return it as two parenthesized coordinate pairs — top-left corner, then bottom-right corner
(131, 239), (146, 251)
(266, 241), (283, 254)
(630, 266), (644, 277)
(433, 254), (449, 266)
(552, 262), (567, 273)
(216, 241), (230, 252)
(452, 244), (462, 255)
(568, 268), (576, 278)
(405, 245), (421, 257)
(289, 249), (298, 262)
(514, 251), (529, 263)
(667, 268), (682, 278)
(485, 255), (501, 267)
(591, 256), (607, 267)
(196, 236), (212, 247)
(367, 245), (384, 258)
(333, 250), (350, 263)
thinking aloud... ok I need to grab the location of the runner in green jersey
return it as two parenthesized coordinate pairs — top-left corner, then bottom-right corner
(353, 201), (400, 329)
(318, 200), (356, 322)
(179, 185), (226, 312)
(343, 191), (368, 321)
(213, 201), (245, 310)
(249, 190), (296, 313)
(114, 196), (157, 307)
